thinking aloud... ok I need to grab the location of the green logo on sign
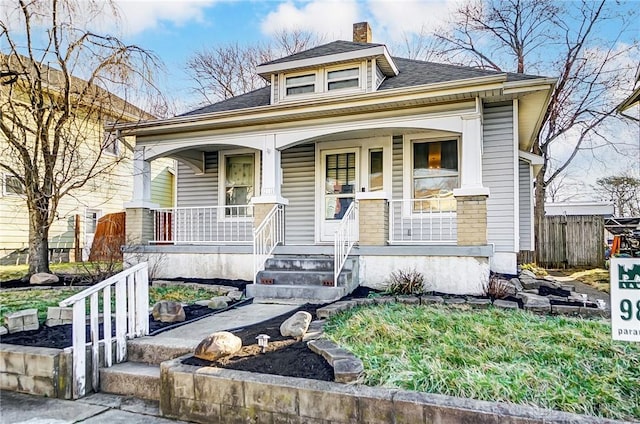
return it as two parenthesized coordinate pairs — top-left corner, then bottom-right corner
(619, 264), (640, 290)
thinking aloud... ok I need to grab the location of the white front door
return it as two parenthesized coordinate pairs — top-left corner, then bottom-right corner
(318, 149), (359, 242)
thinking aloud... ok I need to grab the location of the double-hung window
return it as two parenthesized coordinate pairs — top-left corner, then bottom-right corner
(103, 131), (120, 156)
(327, 67), (360, 91)
(3, 174), (24, 196)
(221, 152), (257, 218)
(285, 73), (316, 96)
(412, 140), (458, 212)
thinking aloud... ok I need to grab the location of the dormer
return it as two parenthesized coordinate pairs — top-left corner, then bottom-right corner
(256, 23), (399, 105)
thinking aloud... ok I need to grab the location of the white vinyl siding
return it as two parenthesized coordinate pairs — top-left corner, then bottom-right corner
(519, 160), (533, 251)
(281, 144), (315, 244)
(375, 65), (385, 89)
(176, 153), (218, 207)
(482, 103), (516, 251)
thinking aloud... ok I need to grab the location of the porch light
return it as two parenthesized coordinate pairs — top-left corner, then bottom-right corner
(256, 334), (270, 353)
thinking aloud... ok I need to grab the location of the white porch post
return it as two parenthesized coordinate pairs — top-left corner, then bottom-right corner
(125, 147), (158, 244)
(453, 113), (490, 246)
(251, 135), (288, 228)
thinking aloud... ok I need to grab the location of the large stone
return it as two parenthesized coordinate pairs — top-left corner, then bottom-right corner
(520, 269), (537, 279)
(5, 309), (39, 333)
(151, 301), (185, 323)
(518, 292), (551, 312)
(30, 273), (59, 285)
(280, 311), (312, 338)
(207, 297), (230, 310)
(509, 278), (523, 292)
(518, 276), (540, 290)
(194, 331), (242, 361)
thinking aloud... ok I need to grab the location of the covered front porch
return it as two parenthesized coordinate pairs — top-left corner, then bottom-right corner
(124, 108), (492, 295)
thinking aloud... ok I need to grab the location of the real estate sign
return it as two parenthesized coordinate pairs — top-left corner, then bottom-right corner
(610, 257), (640, 342)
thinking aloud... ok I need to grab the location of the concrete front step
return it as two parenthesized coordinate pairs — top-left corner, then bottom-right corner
(246, 284), (351, 303)
(256, 269), (352, 287)
(99, 362), (160, 401)
(264, 256), (355, 272)
(127, 336), (197, 365)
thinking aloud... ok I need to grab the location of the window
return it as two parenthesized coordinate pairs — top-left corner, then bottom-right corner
(85, 209), (101, 234)
(224, 154), (255, 217)
(324, 152), (356, 220)
(3, 174), (24, 196)
(327, 67), (360, 91)
(412, 140), (458, 211)
(103, 131), (120, 156)
(369, 149), (383, 191)
(285, 73), (316, 96)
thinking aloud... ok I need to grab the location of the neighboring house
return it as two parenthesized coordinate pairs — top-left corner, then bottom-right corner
(617, 69), (640, 121)
(545, 202), (614, 217)
(0, 60), (175, 264)
(120, 23), (555, 298)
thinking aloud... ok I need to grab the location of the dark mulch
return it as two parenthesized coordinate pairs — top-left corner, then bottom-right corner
(183, 304), (335, 381)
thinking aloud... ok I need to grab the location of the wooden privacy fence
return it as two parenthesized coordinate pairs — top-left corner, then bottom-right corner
(536, 215), (605, 268)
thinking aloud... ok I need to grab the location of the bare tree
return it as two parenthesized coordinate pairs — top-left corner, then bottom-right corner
(186, 30), (323, 105)
(595, 175), (640, 217)
(0, 0), (163, 274)
(433, 0), (639, 253)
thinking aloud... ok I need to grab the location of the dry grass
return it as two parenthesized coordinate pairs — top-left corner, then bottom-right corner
(569, 269), (610, 293)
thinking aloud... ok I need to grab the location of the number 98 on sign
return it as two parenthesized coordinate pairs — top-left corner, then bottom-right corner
(610, 258), (640, 342)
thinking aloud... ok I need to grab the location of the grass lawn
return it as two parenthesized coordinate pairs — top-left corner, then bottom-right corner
(0, 285), (225, 323)
(0, 262), (123, 282)
(324, 303), (640, 421)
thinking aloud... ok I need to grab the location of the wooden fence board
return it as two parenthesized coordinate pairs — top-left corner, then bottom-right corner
(535, 215), (604, 268)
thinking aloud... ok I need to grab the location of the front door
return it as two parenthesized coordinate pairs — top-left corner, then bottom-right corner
(319, 149), (359, 242)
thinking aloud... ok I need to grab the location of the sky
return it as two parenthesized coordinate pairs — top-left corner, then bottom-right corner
(2, 0), (639, 199)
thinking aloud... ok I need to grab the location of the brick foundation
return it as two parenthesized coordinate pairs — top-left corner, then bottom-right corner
(125, 208), (154, 245)
(357, 197), (388, 246)
(455, 195), (488, 246)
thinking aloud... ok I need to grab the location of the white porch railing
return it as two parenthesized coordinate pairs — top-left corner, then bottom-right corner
(334, 201), (358, 287)
(253, 204), (285, 283)
(388, 198), (457, 243)
(152, 206), (253, 244)
(59, 263), (149, 399)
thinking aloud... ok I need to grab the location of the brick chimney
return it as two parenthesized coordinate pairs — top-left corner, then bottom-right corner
(353, 22), (372, 43)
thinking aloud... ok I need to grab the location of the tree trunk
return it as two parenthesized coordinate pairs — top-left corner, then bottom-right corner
(533, 163), (547, 266)
(28, 203), (51, 275)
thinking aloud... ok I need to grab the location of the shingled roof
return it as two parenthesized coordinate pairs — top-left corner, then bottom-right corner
(181, 42), (544, 117)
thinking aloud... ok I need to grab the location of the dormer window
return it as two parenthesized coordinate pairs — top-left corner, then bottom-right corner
(327, 67), (360, 91)
(285, 73), (316, 96)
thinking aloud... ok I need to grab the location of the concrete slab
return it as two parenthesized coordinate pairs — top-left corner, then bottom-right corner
(0, 390), (108, 423)
(78, 408), (181, 423)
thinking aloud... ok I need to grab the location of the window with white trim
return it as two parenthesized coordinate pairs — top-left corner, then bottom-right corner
(412, 140), (458, 212)
(3, 174), (25, 196)
(103, 131), (120, 156)
(285, 73), (316, 96)
(220, 151), (259, 218)
(327, 67), (360, 91)
(369, 149), (383, 191)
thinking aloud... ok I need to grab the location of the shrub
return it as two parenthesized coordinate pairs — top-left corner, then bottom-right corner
(386, 268), (426, 295)
(483, 274), (511, 300)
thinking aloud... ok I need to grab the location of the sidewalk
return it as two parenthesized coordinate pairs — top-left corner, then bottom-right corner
(0, 391), (189, 423)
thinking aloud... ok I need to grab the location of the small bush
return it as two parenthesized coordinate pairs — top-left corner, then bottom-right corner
(483, 274), (511, 299)
(386, 268), (426, 295)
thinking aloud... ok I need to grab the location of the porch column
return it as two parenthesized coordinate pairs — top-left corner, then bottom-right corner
(453, 113), (489, 246)
(252, 135), (288, 229)
(356, 192), (388, 246)
(125, 148), (158, 244)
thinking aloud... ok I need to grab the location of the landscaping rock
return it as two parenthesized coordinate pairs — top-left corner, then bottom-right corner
(444, 297), (466, 305)
(151, 301), (185, 323)
(493, 300), (518, 309)
(466, 298), (492, 308)
(207, 297), (229, 310)
(519, 276), (540, 290)
(518, 292), (551, 312)
(5, 308), (39, 333)
(509, 278), (523, 292)
(551, 305), (581, 316)
(520, 269), (537, 279)
(194, 331), (242, 361)
(421, 295), (444, 305)
(522, 288), (539, 294)
(226, 290), (243, 301)
(29, 272), (59, 285)
(280, 311), (312, 338)
(333, 357), (364, 384)
(0, 325), (8, 336)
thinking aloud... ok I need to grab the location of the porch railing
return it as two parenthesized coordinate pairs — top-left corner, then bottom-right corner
(253, 204), (285, 283)
(388, 198), (457, 243)
(334, 201), (358, 287)
(59, 262), (149, 399)
(152, 206), (253, 244)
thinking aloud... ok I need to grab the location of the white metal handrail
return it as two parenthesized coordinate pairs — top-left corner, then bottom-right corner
(59, 262), (149, 399)
(152, 205), (254, 244)
(388, 198), (456, 243)
(333, 201), (358, 287)
(253, 204), (285, 283)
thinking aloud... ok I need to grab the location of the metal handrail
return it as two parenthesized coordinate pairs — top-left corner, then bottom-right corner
(253, 204), (285, 283)
(333, 201), (358, 287)
(59, 262), (149, 399)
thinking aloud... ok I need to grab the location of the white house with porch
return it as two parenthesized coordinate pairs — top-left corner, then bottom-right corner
(118, 23), (555, 300)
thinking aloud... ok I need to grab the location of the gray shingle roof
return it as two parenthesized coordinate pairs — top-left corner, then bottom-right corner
(181, 43), (545, 117)
(260, 40), (384, 66)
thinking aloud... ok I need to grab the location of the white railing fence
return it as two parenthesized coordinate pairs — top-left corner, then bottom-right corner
(59, 262), (149, 399)
(152, 206), (254, 244)
(333, 201), (358, 287)
(388, 198), (457, 243)
(253, 204), (285, 283)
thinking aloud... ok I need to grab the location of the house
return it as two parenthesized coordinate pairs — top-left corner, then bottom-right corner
(0, 56), (175, 265)
(119, 23), (555, 298)
(545, 202), (614, 217)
